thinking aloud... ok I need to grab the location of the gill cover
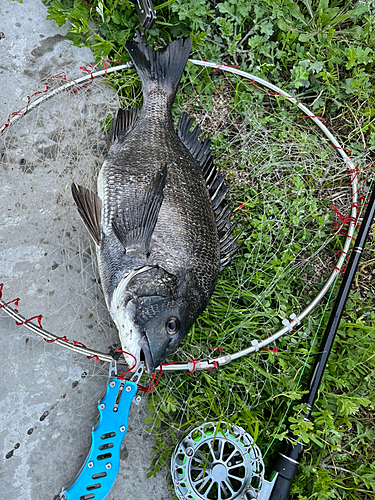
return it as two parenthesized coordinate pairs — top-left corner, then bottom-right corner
(129, 268), (206, 372)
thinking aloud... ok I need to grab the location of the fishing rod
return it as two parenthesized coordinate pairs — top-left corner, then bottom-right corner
(171, 181), (375, 500)
(267, 181), (375, 500)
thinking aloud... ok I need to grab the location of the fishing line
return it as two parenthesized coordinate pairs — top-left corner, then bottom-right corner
(262, 279), (339, 459)
(170, 181), (375, 500)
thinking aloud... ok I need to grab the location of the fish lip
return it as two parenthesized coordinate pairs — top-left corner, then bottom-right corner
(139, 335), (155, 374)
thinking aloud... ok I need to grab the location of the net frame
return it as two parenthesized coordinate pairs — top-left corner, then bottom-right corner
(0, 59), (359, 372)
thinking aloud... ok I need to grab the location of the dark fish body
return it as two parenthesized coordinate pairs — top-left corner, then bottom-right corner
(72, 33), (240, 373)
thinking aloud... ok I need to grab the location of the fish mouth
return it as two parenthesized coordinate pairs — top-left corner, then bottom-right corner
(139, 335), (156, 374)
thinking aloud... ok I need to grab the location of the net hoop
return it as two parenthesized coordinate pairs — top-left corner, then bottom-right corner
(0, 60), (358, 370)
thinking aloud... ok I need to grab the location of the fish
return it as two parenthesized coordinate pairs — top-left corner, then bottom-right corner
(71, 32), (241, 374)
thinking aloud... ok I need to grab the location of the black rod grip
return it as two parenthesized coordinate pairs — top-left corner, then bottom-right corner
(268, 441), (303, 500)
(268, 474), (295, 500)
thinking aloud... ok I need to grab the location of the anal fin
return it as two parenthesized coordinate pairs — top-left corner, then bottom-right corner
(112, 164), (167, 254)
(71, 184), (102, 245)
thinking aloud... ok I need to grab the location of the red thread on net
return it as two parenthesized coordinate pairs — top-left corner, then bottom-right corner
(72, 340), (87, 348)
(251, 81), (297, 102)
(362, 193), (372, 204)
(71, 64), (98, 94)
(43, 335), (69, 344)
(352, 189), (372, 208)
(211, 63), (241, 74)
(0, 297), (20, 312)
(355, 161), (375, 177)
(0, 73), (68, 134)
(137, 361), (179, 392)
(352, 183), (367, 200)
(334, 265), (347, 276)
(210, 346), (224, 352)
(332, 205), (357, 233)
(336, 249), (348, 256)
(251, 80), (279, 96)
(87, 354), (100, 362)
(16, 314), (43, 328)
(205, 361), (218, 372)
(0, 63), (109, 134)
(1, 109), (27, 135)
(138, 367), (164, 393)
(102, 59), (123, 77)
(163, 361), (180, 367)
(352, 190), (371, 208)
(302, 115), (326, 124)
(349, 163), (374, 203)
(115, 350), (138, 380)
(334, 221), (352, 234)
(264, 345), (278, 354)
(347, 164), (359, 185)
(43, 336), (100, 362)
(187, 358), (198, 374)
(331, 144), (352, 156)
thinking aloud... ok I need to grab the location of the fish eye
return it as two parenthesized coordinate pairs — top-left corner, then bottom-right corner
(166, 317), (180, 335)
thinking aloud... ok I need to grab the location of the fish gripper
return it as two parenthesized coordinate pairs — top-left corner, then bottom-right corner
(59, 377), (137, 500)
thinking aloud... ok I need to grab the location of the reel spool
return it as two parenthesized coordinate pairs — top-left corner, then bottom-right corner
(171, 422), (275, 500)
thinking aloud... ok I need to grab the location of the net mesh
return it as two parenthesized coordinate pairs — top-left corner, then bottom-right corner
(0, 63), (373, 488)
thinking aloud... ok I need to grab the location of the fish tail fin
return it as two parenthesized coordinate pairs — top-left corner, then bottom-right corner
(126, 32), (192, 101)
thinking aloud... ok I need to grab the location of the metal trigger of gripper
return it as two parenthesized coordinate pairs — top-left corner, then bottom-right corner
(59, 362), (144, 500)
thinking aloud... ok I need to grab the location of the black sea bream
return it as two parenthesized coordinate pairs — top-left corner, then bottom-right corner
(72, 33), (241, 373)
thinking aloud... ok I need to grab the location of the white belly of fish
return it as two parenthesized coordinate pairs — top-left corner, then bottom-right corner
(109, 266), (153, 370)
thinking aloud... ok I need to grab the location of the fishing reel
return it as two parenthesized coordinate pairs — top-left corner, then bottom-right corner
(171, 422), (277, 500)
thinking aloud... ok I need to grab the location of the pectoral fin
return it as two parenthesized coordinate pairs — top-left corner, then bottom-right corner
(112, 164), (167, 253)
(71, 184), (102, 245)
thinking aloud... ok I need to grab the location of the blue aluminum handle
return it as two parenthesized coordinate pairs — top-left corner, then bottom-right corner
(60, 378), (137, 500)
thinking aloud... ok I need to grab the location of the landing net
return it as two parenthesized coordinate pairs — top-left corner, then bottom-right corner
(0, 60), (372, 490)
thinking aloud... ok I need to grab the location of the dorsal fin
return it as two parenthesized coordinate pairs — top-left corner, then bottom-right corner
(177, 112), (213, 167)
(108, 108), (139, 147)
(177, 112), (242, 270)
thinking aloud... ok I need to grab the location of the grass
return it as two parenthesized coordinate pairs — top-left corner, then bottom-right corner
(42, 1), (375, 499)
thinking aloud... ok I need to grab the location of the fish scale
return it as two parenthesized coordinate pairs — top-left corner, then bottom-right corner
(101, 114), (219, 292)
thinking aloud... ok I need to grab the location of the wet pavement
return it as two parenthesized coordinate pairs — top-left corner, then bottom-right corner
(0, 2), (174, 499)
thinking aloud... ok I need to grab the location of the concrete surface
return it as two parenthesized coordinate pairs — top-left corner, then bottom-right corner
(0, 2), (174, 499)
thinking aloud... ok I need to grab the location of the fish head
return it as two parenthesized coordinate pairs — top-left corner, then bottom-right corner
(134, 294), (190, 374)
(111, 266), (205, 374)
